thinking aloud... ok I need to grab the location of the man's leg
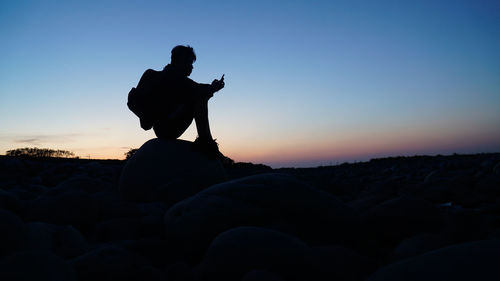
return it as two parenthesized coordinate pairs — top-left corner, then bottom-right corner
(193, 97), (226, 159)
(153, 105), (195, 140)
(193, 96), (213, 140)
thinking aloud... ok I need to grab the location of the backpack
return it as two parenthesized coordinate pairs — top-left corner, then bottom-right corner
(127, 69), (162, 130)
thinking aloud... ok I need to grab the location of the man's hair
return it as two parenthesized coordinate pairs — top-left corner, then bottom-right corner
(171, 45), (196, 64)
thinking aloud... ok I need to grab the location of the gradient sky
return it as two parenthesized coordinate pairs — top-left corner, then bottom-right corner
(1, 0), (499, 168)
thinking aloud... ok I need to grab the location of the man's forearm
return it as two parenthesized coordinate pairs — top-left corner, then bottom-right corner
(196, 83), (216, 98)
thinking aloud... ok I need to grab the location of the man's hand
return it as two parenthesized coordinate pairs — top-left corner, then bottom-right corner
(211, 74), (225, 92)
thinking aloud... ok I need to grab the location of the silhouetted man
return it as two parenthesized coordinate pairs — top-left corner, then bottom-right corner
(136, 45), (225, 158)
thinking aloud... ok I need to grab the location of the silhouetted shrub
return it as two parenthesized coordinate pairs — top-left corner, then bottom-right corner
(6, 147), (76, 158)
(124, 148), (138, 160)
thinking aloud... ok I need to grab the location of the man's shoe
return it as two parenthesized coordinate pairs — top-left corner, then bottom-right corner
(193, 137), (224, 160)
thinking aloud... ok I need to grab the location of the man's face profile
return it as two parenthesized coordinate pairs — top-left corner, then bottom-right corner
(178, 59), (194, 77)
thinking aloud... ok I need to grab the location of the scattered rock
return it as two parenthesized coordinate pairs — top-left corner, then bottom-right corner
(70, 245), (153, 281)
(366, 240), (500, 281)
(0, 189), (20, 212)
(164, 173), (353, 261)
(440, 208), (494, 244)
(0, 251), (77, 281)
(91, 217), (143, 242)
(91, 191), (141, 221)
(55, 225), (89, 258)
(25, 190), (99, 231)
(24, 222), (57, 252)
(1, 153), (499, 279)
(390, 233), (445, 261)
(23, 222), (89, 258)
(362, 195), (441, 245)
(310, 245), (374, 281)
(125, 238), (177, 267)
(49, 176), (110, 194)
(241, 270), (286, 281)
(166, 262), (194, 281)
(0, 157), (25, 177)
(493, 161), (500, 175)
(0, 210), (28, 257)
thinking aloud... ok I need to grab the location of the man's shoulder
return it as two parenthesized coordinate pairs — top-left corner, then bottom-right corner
(140, 69), (162, 81)
(143, 68), (161, 77)
(138, 69), (162, 88)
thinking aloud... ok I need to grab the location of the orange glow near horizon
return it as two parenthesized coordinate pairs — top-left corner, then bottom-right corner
(12, 131), (497, 169)
(220, 129), (500, 167)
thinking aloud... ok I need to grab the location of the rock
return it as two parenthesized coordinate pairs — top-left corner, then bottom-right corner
(25, 190), (99, 231)
(164, 173), (353, 261)
(30, 176), (43, 185)
(475, 175), (500, 199)
(40, 162), (79, 187)
(91, 217), (143, 242)
(241, 270), (286, 281)
(77, 162), (112, 178)
(24, 223), (89, 258)
(48, 176), (110, 195)
(137, 202), (169, 216)
(198, 226), (311, 281)
(423, 170), (439, 184)
(24, 222), (57, 252)
(493, 161), (500, 175)
(440, 208), (494, 244)
(119, 138), (227, 203)
(0, 251), (77, 281)
(346, 195), (388, 214)
(139, 213), (165, 239)
(390, 233), (445, 261)
(55, 225), (89, 258)
(125, 238), (177, 268)
(366, 240), (500, 281)
(166, 262), (195, 281)
(224, 162), (273, 180)
(91, 191), (141, 221)
(362, 195), (441, 246)
(0, 209), (28, 257)
(310, 245), (374, 281)
(11, 184), (47, 201)
(70, 245), (152, 281)
(0, 157), (25, 176)
(488, 229), (500, 239)
(0, 189), (20, 212)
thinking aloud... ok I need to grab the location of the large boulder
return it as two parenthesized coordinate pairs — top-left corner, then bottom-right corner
(24, 222), (89, 259)
(197, 226), (312, 281)
(389, 233), (446, 262)
(70, 245), (161, 281)
(164, 173), (354, 262)
(24, 190), (99, 232)
(310, 245), (374, 281)
(361, 195), (442, 247)
(0, 189), (20, 212)
(0, 210), (29, 257)
(366, 239), (500, 281)
(119, 138), (227, 203)
(0, 251), (77, 281)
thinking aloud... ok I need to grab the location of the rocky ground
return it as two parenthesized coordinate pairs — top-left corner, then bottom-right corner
(0, 151), (499, 281)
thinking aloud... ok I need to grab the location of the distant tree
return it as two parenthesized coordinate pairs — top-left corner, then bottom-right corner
(6, 147), (76, 158)
(125, 148), (138, 160)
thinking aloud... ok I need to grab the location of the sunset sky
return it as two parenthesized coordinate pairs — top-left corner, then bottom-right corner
(1, 0), (499, 168)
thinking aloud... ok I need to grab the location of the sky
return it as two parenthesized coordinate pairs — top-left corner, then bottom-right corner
(1, 0), (499, 168)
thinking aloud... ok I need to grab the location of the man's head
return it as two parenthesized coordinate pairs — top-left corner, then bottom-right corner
(171, 45), (196, 76)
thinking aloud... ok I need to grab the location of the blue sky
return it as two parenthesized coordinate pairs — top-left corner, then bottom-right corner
(1, 0), (499, 167)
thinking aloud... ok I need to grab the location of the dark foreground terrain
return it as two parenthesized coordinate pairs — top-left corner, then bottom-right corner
(1, 153), (499, 280)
